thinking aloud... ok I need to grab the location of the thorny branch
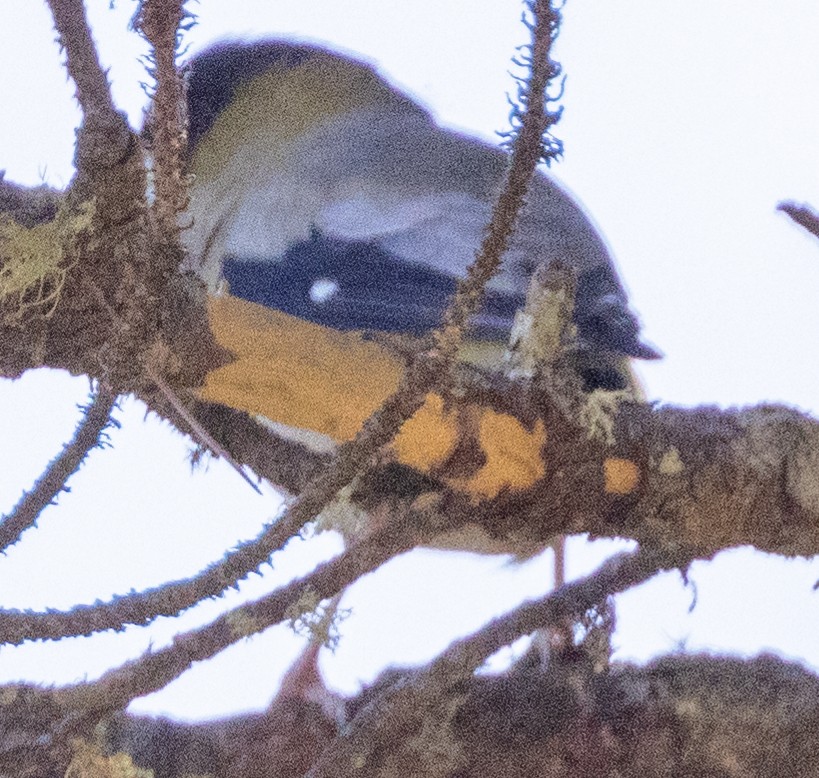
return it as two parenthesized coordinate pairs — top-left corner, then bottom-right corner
(46, 0), (135, 203)
(425, 545), (685, 676)
(0, 7), (818, 778)
(0, 0), (568, 650)
(0, 472), (367, 644)
(53, 505), (437, 713)
(134, 0), (191, 245)
(0, 386), (119, 554)
(305, 545), (689, 778)
(0, 535), (678, 773)
(47, 0), (120, 134)
(435, 0), (563, 357)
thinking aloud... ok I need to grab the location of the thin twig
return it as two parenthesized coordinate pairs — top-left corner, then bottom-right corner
(306, 544), (688, 778)
(435, 0), (563, 358)
(46, 0), (118, 127)
(47, 0), (133, 180)
(778, 200), (819, 242)
(151, 373), (262, 494)
(78, 275), (260, 494)
(135, 0), (191, 246)
(431, 548), (675, 676)
(54, 507), (435, 713)
(0, 386), (118, 553)
(0, 402), (456, 646)
(554, 535), (566, 588)
(0, 372), (449, 644)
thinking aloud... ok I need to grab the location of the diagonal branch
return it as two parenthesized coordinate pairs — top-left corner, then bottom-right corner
(306, 544), (688, 778)
(436, 0), (563, 357)
(424, 545), (684, 677)
(46, 0), (133, 180)
(53, 506), (440, 714)
(0, 386), (118, 553)
(0, 367), (456, 644)
(778, 200), (819, 242)
(46, 0), (119, 129)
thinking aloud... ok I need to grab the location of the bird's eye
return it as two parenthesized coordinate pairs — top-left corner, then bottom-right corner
(309, 278), (340, 304)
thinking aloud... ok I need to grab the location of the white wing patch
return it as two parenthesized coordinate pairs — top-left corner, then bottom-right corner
(308, 278), (340, 304)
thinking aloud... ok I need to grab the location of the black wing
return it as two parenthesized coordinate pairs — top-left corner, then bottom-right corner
(222, 229), (525, 340)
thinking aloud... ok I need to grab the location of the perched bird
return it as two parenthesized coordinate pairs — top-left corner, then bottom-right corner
(184, 39), (659, 499)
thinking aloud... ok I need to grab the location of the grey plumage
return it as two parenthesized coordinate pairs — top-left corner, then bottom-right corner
(182, 40), (659, 389)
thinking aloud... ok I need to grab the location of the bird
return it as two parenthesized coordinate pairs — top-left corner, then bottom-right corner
(181, 39), (659, 501)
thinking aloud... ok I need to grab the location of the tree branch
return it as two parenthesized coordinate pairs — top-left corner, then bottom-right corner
(0, 175), (61, 228)
(436, 0), (562, 356)
(0, 386), (118, 553)
(134, 0), (191, 246)
(306, 545), (688, 778)
(53, 506), (440, 714)
(778, 200), (819, 242)
(328, 652), (819, 777)
(46, 0), (120, 134)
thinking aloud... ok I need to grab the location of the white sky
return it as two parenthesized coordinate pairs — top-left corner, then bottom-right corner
(1, 1), (818, 721)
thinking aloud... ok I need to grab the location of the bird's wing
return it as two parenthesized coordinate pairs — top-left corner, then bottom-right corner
(199, 109), (527, 339)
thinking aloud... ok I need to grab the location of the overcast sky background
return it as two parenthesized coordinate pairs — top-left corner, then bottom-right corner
(1, 1), (819, 721)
